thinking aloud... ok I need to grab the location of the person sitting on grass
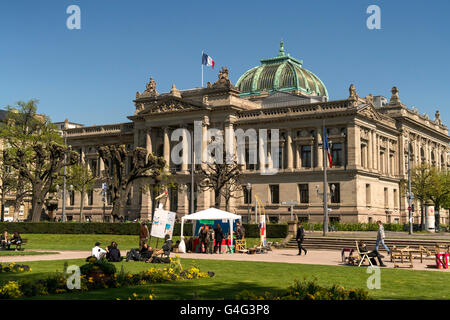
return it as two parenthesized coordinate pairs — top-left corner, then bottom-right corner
(1, 231), (9, 249)
(106, 241), (122, 262)
(8, 232), (22, 250)
(147, 234), (172, 263)
(139, 243), (154, 261)
(357, 240), (386, 267)
(91, 242), (107, 260)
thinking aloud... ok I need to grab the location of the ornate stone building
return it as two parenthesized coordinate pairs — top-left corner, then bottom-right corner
(60, 43), (450, 224)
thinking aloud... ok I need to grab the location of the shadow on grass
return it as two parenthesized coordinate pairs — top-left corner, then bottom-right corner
(28, 279), (283, 300)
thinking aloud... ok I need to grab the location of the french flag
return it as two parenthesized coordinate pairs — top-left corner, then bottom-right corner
(202, 52), (215, 68)
(323, 127), (333, 168)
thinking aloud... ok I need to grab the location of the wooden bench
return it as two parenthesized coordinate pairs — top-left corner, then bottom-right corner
(8, 239), (27, 251)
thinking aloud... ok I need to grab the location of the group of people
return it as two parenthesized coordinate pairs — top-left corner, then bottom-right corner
(195, 221), (246, 254)
(296, 220), (391, 267)
(0, 231), (22, 250)
(91, 241), (122, 262)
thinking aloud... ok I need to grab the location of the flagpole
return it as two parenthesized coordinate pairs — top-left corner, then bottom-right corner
(201, 50), (204, 88)
(323, 119), (329, 236)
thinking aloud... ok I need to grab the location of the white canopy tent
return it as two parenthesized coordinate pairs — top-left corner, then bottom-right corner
(180, 208), (242, 253)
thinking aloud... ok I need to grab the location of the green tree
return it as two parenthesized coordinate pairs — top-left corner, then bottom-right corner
(427, 168), (450, 230)
(98, 145), (166, 221)
(0, 100), (79, 221)
(410, 164), (433, 230)
(67, 163), (97, 222)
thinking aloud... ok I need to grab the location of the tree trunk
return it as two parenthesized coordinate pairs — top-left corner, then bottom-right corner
(214, 190), (221, 209)
(31, 194), (44, 222)
(79, 189), (85, 222)
(1, 193), (5, 222)
(420, 203), (425, 231)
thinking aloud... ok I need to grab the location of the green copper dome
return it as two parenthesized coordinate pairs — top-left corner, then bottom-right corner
(236, 41), (328, 98)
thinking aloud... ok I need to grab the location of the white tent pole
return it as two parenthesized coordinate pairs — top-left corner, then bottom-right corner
(230, 219), (233, 253)
(180, 218), (184, 239)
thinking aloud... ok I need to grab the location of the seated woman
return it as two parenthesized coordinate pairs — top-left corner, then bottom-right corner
(139, 243), (154, 261)
(9, 232), (22, 250)
(357, 240), (386, 267)
(106, 241), (122, 262)
(1, 231), (9, 249)
(147, 234), (172, 263)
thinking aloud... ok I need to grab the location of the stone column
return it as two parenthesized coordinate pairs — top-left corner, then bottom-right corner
(316, 128), (323, 169)
(146, 128), (152, 156)
(163, 127), (171, 168)
(346, 124), (360, 169)
(287, 129), (293, 170)
(201, 121), (208, 170)
(371, 130), (377, 170)
(368, 131), (373, 170)
(181, 126), (189, 172)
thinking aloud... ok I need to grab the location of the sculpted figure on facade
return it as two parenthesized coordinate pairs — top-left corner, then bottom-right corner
(389, 86), (401, 105)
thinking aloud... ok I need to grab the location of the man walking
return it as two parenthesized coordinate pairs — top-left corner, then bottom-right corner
(296, 223), (307, 255)
(375, 220), (390, 255)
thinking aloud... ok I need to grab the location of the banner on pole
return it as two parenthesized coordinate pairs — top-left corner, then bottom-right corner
(151, 208), (176, 239)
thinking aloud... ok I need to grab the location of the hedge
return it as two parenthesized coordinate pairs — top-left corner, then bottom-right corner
(302, 222), (430, 232)
(0, 222), (289, 238)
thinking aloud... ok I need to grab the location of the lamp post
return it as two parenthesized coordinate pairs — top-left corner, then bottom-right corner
(407, 140), (413, 235)
(246, 182), (252, 222)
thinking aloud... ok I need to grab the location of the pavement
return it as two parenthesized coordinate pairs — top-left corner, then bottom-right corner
(1, 249), (448, 272)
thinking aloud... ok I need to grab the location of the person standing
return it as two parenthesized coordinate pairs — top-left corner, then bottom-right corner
(199, 225), (208, 253)
(206, 225), (215, 254)
(214, 223), (224, 254)
(296, 223), (307, 255)
(375, 221), (390, 255)
(139, 221), (149, 250)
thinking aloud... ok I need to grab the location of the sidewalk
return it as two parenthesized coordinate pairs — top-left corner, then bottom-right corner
(1, 249), (448, 272)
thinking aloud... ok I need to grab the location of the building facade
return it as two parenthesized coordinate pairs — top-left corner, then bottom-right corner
(58, 44), (450, 224)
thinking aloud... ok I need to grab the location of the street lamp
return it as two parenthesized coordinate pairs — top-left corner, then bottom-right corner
(245, 183), (252, 222)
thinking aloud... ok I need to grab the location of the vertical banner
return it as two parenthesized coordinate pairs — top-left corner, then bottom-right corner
(260, 214), (266, 246)
(151, 208), (176, 239)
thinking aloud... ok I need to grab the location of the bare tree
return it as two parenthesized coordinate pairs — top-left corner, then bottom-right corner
(98, 145), (166, 221)
(199, 153), (241, 210)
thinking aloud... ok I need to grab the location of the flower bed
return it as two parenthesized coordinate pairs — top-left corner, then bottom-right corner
(236, 278), (371, 300)
(0, 256), (214, 299)
(0, 263), (31, 273)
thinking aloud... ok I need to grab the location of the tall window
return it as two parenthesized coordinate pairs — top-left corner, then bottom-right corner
(384, 188), (388, 208)
(69, 190), (75, 206)
(365, 184), (371, 206)
(332, 143), (343, 166)
(330, 183), (340, 203)
(298, 184), (309, 204)
(301, 146), (311, 168)
(393, 189), (398, 209)
(243, 186), (252, 204)
(269, 185), (280, 204)
(91, 159), (98, 177)
(170, 186), (178, 212)
(126, 191), (132, 206)
(88, 190), (94, 206)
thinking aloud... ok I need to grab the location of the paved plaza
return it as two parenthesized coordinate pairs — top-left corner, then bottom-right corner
(1, 248), (448, 272)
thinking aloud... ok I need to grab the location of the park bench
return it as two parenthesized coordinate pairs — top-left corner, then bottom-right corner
(8, 239), (27, 251)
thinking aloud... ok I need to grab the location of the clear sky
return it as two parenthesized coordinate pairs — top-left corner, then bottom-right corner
(1, 0), (449, 127)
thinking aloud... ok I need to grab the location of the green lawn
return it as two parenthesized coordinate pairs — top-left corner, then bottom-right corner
(1, 257), (449, 300)
(18, 234), (283, 251)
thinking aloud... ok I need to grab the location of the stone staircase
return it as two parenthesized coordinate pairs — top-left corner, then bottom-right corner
(285, 236), (450, 252)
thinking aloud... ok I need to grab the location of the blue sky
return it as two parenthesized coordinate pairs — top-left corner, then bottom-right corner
(1, 0), (449, 127)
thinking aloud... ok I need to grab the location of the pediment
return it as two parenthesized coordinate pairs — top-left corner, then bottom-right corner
(357, 104), (383, 121)
(136, 96), (206, 116)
